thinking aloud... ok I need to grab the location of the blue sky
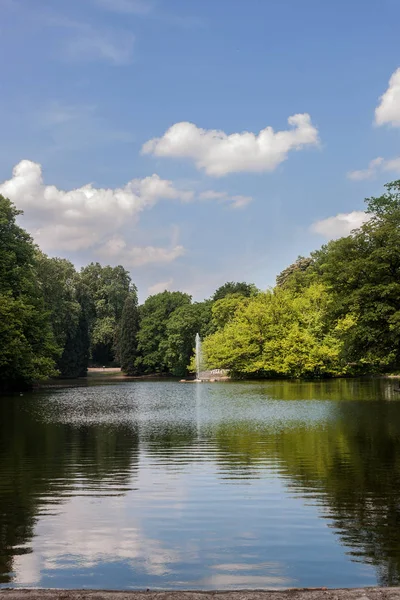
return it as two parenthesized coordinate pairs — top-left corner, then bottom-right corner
(1, 0), (400, 300)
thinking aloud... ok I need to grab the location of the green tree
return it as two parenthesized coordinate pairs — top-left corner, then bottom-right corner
(212, 281), (258, 301)
(162, 301), (214, 377)
(35, 253), (90, 378)
(118, 289), (140, 375)
(80, 263), (132, 364)
(0, 196), (58, 390)
(56, 281), (91, 378)
(137, 291), (191, 373)
(276, 256), (314, 290)
(313, 180), (400, 371)
(211, 294), (250, 329)
(203, 283), (346, 378)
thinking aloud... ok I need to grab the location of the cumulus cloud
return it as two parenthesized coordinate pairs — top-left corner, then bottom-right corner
(98, 237), (185, 267)
(148, 278), (174, 295)
(375, 68), (400, 127)
(383, 156), (400, 172)
(311, 211), (370, 239)
(142, 114), (319, 177)
(0, 160), (190, 264)
(199, 190), (252, 209)
(348, 155), (400, 181)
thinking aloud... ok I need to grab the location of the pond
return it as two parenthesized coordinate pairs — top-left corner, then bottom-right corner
(1, 378), (400, 590)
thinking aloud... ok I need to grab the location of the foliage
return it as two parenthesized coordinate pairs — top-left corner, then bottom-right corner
(35, 253), (90, 377)
(4, 178), (400, 387)
(0, 196), (35, 297)
(276, 256), (314, 290)
(204, 283), (347, 378)
(313, 180), (400, 371)
(211, 294), (250, 329)
(212, 281), (258, 301)
(137, 291), (191, 373)
(0, 196), (58, 390)
(80, 263), (132, 364)
(118, 290), (140, 375)
(161, 301), (214, 377)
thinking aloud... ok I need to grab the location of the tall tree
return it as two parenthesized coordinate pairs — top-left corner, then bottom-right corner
(118, 289), (140, 375)
(80, 263), (132, 364)
(35, 253), (90, 378)
(0, 196), (58, 390)
(162, 301), (214, 377)
(313, 180), (400, 371)
(137, 291), (191, 373)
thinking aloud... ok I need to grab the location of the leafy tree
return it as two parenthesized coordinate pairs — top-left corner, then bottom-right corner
(162, 301), (214, 377)
(0, 197), (34, 297)
(276, 256), (314, 290)
(0, 196), (58, 390)
(211, 294), (250, 329)
(56, 281), (91, 378)
(313, 180), (400, 371)
(80, 263), (132, 364)
(35, 253), (90, 377)
(203, 284), (347, 378)
(137, 291), (191, 373)
(118, 290), (140, 375)
(212, 281), (258, 301)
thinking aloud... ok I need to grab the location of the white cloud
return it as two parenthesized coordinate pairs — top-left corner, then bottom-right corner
(375, 68), (400, 127)
(0, 160), (189, 264)
(98, 236), (185, 267)
(311, 210), (370, 239)
(65, 27), (134, 65)
(199, 190), (252, 209)
(148, 278), (174, 295)
(347, 157), (384, 181)
(383, 156), (400, 172)
(348, 155), (400, 181)
(142, 114), (319, 177)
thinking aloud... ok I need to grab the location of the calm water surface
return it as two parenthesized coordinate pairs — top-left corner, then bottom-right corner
(1, 378), (400, 590)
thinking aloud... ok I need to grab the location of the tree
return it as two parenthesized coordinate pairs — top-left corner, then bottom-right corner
(56, 281), (91, 378)
(80, 263), (132, 364)
(211, 294), (250, 329)
(276, 256), (314, 290)
(0, 196), (58, 390)
(35, 253), (90, 378)
(212, 281), (258, 301)
(137, 291), (191, 373)
(313, 180), (400, 371)
(203, 284), (346, 378)
(162, 301), (214, 377)
(118, 290), (140, 375)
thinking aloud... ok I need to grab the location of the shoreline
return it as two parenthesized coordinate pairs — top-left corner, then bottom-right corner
(1, 589), (399, 599)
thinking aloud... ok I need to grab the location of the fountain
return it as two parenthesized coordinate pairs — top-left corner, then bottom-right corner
(195, 332), (202, 381)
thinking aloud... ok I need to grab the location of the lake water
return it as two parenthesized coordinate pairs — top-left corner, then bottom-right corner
(1, 378), (400, 590)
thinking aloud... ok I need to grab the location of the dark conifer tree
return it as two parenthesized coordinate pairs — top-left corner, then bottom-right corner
(118, 289), (140, 375)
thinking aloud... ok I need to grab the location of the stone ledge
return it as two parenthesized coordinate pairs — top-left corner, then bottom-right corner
(1, 589), (400, 600)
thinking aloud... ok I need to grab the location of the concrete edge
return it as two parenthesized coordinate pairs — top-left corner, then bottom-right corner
(1, 588), (400, 599)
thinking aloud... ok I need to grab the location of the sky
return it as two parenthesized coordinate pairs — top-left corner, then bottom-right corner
(1, 0), (400, 301)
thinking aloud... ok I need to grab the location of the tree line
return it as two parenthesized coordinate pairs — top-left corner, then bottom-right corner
(1, 179), (400, 390)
